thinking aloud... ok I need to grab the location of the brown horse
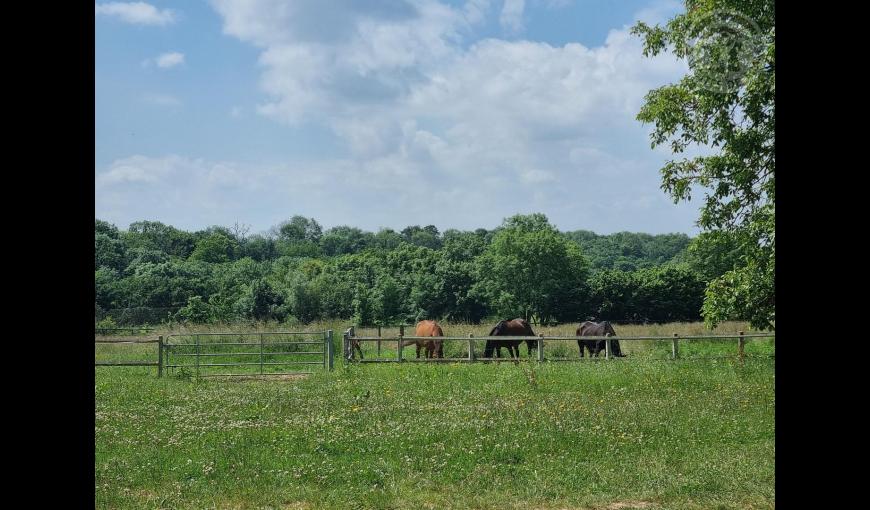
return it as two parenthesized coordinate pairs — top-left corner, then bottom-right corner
(401, 320), (444, 359)
(576, 321), (625, 357)
(484, 319), (538, 359)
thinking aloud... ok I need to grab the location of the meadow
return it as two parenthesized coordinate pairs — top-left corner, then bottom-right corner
(95, 321), (775, 509)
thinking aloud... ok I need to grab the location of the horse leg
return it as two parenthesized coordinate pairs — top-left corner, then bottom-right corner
(416, 342), (421, 359)
(578, 340), (584, 358)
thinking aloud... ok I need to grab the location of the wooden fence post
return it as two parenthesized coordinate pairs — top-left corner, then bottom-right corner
(738, 331), (745, 364)
(377, 324), (382, 358)
(538, 333), (544, 362)
(468, 334), (475, 362)
(397, 326), (404, 362)
(260, 333), (265, 375)
(157, 336), (163, 378)
(343, 331), (350, 361)
(327, 330), (334, 371)
(605, 334), (611, 360)
(195, 334), (200, 379)
(672, 333), (679, 360)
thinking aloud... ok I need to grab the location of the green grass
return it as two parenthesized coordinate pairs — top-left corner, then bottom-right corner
(96, 324), (775, 509)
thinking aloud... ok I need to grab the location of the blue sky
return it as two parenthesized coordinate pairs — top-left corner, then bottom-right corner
(95, 0), (702, 236)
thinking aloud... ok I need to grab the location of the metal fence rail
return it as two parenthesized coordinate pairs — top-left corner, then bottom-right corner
(95, 331), (335, 378)
(343, 328), (774, 363)
(95, 335), (165, 377)
(163, 330), (334, 378)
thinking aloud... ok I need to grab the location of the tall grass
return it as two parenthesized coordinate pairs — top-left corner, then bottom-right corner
(95, 322), (775, 509)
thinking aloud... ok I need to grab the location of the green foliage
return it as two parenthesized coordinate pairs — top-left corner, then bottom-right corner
(95, 233), (128, 271)
(123, 220), (197, 259)
(633, 0), (774, 330)
(588, 265), (705, 322)
(189, 232), (239, 263)
(474, 214), (589, 323)
(563, 230), (691, 272)
(320, 226), (373, 256)
(175, 295), (212, 323)
(401, 225), (442, 250)
(277, 215), (322, 243)
(95, 315), (118, 330)
(94, 214), (716, 326)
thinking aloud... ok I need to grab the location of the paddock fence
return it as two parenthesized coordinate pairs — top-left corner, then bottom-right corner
(343, 327), (774, 363)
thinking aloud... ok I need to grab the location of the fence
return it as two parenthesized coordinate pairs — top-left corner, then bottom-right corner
(95, 330), (335, 378)
(162, 331), (334, 378)
(343, 327), (774, 363)
(94, 336), (165, 377)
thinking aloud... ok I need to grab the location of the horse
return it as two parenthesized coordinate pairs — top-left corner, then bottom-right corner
(576, 321), (625, 357)
(484, 319), (538, 359)
(401, 320), (445, 359)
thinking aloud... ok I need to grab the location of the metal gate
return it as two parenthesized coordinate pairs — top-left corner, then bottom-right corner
(163, 330), (334, 378)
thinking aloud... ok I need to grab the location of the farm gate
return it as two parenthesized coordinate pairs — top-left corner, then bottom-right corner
(163, 331), (335, 378)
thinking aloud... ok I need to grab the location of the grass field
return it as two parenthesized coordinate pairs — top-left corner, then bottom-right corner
(95, 321), (775, 509)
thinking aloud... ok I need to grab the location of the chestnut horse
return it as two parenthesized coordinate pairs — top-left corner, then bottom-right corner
(484, 319), (538, 359)
(401, 320), (445, 359)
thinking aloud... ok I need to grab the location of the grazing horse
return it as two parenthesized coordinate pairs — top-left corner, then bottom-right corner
(484, 319), (538, 359)
(401, 320), (445, 359)
(576, 321), (625, 357)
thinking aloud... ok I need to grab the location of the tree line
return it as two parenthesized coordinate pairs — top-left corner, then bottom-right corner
(96, 213), (743, 327)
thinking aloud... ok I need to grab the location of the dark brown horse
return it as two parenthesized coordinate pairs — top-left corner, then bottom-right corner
(484, 319), (538, 359)
(577, 321), (625, 357)
(401, 320), (444, 359)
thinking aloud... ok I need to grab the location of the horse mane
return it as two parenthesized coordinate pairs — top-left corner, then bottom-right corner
(489, 320), (507, 336)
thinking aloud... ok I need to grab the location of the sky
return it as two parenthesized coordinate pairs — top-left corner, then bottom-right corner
(95, 0), (704, 236)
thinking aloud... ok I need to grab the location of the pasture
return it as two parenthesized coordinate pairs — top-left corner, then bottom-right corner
(95, 321), (775, 509)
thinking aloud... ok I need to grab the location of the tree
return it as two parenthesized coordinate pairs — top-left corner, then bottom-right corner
(371, 228), (404, 251)
(473, 214), (589, 323)
(95, 233), (128, 271)
(401, 225), (442, 250)
(633, 0), (774, 329)
(277, 216), (322, 243)
(124, 220), (197, 259)
(189, 232), (239, 263)
(319, 226), (372, 256)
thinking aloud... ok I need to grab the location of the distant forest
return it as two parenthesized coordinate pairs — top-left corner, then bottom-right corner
(95, 213), (743, 327)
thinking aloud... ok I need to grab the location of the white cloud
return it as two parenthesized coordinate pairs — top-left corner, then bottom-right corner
(94, 2), (176, 26)
(198, 0), (697, 233)
(142, 52), (185, 69)
(95, 1), (700, 234)
(499, 0), (525, 34)
(156, 52), (185, 68)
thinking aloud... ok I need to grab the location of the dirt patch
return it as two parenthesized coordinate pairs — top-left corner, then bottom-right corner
(280, 503), (311, 510)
